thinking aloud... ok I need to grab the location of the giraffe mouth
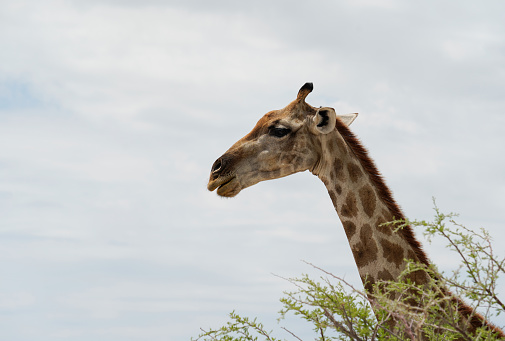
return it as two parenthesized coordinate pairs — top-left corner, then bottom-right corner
(208, 175), (240, 197)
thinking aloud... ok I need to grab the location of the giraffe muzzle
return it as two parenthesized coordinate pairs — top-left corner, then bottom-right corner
(207, 154), (240, 196)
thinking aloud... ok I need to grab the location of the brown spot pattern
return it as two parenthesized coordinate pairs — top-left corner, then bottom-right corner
(382, 209), (393, 220)
(340, 192), (358, 218)
(333, 158), (345, 180)
(342, 220), (356, 239)
(328, 190), (338, 208)
(377, 269), (395, 282)
(351, 224), (378, 268)
(404, 269), (430, 286)
(335, 184), (342, 194)
(334, 118), (431, 268)
(380, 238), (405, 268)
(360, 274), (375, 294)
(376, 215), (392, 236)
(347, 163), (363, 183)
(359, 185), (376, 217)
(406, 250), (418, 261)
(376, 270), (401, 302)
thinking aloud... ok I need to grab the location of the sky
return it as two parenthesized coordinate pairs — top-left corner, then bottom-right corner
(0, 1), (504, 340)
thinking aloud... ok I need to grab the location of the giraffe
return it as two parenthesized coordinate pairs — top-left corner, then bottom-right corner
(207, 83), (504, 338)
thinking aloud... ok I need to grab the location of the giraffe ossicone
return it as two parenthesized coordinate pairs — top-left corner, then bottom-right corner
(207, 83), (504, 337)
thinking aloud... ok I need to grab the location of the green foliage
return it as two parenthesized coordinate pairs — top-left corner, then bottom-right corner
(193, 203), (505, 341)
(278, 274), (381, 341)
(421, 202), (505, 318)
(194, 311), (281, 341)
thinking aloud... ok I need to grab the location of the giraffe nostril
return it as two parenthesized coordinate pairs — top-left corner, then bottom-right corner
(211, 158), (222, 173)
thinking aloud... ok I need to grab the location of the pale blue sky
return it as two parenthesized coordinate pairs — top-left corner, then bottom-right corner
(1, 1), (504, 340)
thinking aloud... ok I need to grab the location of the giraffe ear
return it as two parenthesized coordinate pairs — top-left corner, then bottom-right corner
(311, 107), (337, 134)
(337, 113), (358, 126)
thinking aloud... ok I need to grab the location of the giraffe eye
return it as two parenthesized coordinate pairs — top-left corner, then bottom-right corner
(269, 127), (291, 138)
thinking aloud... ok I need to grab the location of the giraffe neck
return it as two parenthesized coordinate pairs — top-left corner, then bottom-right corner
(311, 120), (430, 290)
(309, 121), (505, 337)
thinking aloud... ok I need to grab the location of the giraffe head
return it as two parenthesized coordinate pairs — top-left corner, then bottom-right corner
(208, 83), (358, 197)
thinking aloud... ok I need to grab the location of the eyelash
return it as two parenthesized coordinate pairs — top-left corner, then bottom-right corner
(269, 127), (291, 138)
